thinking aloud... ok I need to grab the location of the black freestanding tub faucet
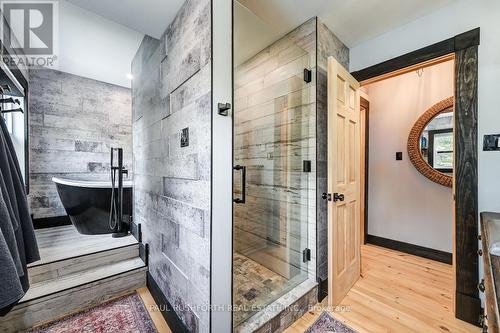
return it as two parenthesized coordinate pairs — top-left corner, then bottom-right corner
(110, 148), (130, 238)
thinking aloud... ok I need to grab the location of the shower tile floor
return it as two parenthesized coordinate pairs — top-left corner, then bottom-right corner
(233, 252), (298, 325)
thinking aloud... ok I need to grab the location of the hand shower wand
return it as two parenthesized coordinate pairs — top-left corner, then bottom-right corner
(110, 148), (129, 238)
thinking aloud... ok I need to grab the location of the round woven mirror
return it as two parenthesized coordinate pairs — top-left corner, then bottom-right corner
(407, 97), (454, 187)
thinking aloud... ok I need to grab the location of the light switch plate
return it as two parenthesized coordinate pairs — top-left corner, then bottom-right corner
(483, 134), (500, 151)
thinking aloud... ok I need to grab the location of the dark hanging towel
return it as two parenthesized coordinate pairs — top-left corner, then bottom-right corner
(0, 116), (40, 316)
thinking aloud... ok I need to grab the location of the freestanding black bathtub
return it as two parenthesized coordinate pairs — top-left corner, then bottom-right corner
(52, 177), (132, 235)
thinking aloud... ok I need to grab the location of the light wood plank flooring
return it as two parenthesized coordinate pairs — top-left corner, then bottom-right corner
(286, 245), (480, 333)
(138, 287), (172, 333)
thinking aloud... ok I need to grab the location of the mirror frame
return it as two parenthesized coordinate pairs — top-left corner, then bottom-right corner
(407, 96), (454, 187)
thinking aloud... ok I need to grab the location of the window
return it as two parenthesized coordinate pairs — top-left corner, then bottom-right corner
(428, 129), (453, 173)
(1, 112), (13, 134)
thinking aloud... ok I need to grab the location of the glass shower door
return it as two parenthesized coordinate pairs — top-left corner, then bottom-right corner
(232, 30), (314, 326)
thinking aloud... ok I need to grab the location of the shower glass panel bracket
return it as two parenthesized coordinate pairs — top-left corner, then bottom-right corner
(218, 102), (231, 116)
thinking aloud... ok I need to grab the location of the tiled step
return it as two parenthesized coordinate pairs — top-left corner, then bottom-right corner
(28, 244), (139, 285)
(22, 257), (145, 302)
(0, 266), (147, 333)
(29, 225), (138, 266)
(0, 242), (147, 332)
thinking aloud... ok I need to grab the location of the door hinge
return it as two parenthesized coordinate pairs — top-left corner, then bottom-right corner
(303, 160), (311, 172)
(303, 248), (311, 263)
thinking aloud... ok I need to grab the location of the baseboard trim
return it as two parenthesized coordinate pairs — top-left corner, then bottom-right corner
(139, 243), (149, 266)
(130, 221), (142, 242)
(455, 291), (481, 326)
(146, 272), (188, 333)
(33, 216), (72, 229)
(317, 277), (328, 302)
(366, 234), (452, 264)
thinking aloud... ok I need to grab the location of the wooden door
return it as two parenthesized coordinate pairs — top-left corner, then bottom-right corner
(327, 57), (361, 306)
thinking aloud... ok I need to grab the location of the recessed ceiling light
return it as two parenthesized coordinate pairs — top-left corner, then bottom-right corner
(126, 73), (134, 80)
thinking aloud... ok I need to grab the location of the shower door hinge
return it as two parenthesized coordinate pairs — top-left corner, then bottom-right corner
(304, 68), (312, 83)
(303, 160), (311, 172)
(303, 248), (311, 263)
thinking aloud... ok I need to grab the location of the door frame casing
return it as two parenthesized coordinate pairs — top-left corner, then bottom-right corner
(351, 28), (480, 325)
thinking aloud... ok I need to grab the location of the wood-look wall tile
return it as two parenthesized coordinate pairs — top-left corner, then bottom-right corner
(28, 69), (132, 219)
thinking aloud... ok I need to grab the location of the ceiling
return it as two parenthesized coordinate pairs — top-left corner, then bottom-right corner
(66, 0), (458, 61)
(234, 2), (283, 66)
(65, 0), (185, 38)
(237, 0), (458, 48)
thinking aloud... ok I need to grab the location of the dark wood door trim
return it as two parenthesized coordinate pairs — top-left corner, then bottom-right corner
(351, 28), (479, 81)
(454, 43), (480, 325)
(352, 28), (481, 326)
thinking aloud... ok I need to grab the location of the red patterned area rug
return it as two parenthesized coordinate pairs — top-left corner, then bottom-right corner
(25, 292), (157, 333)
(305, 312), (357, 333)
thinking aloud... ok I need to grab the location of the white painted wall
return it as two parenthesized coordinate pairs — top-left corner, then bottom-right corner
(55, 1), (144, 87)
(350, 0), (500, 219)
(365, 61), (454, 252)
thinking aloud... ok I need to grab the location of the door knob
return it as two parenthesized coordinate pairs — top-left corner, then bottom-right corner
(322, 193), (332, 201)
(333, 193), (345, 202)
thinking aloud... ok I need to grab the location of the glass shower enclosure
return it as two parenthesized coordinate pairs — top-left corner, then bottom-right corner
(232, 5), (315, 326)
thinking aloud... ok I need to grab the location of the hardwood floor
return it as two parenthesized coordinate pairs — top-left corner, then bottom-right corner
(285, 245), (480, 333)
(137, 287), (172, 333)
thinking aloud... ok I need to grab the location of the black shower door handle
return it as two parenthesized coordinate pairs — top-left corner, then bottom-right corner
(233, 165), (246, 204)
